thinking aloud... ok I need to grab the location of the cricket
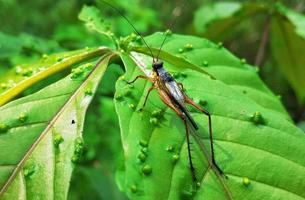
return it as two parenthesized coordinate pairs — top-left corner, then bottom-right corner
(101, 0), (225, 182)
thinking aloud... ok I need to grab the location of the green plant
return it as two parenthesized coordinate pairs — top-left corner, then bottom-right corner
(193, 1), (305, 111)
(1, 3), (305, 200)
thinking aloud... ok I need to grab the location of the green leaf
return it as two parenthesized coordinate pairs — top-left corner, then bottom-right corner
(115, 33), (305, 199)
(78, 5), (113, 40)
(0, 32), (23, 58)
(0, 54), (113, 199)
(0, 47), (109, 106)
(193, 2), (268, 41)
(270, 3), (305, 104)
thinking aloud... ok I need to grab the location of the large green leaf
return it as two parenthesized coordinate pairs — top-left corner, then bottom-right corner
(270, 3), (305, 104)
(0, 53), (113, 199)
(115, 33), (305, 199)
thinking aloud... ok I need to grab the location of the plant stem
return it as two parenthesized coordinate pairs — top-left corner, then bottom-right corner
(255, 18), (270, 66)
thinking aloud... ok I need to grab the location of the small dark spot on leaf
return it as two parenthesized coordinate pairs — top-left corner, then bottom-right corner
(71, 119), (75, 124)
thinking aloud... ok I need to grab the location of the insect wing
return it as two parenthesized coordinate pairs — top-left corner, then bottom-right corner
(165, 81), (184, 104)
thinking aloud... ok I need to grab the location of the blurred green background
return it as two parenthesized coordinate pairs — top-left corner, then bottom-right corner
(1, 0), (305, 199)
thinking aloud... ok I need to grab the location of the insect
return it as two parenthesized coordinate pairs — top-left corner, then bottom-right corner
(102, 0), (225, 182)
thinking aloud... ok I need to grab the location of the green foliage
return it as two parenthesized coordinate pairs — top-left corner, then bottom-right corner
(270, 3), (305, 105)
(1, 0), (305, 200)
(79, 5), (114, 41)
(193, 1), (305, 106)
(193, 2), (268, 41)
(0, 47), (106, 106)
(115, 33), (305, 199)
(0, 56), (111, 199)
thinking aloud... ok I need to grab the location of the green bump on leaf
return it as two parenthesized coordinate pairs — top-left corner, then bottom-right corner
(75, 137), (84, 153)
(217, 42), (223, 48)
(172, 154), (179, 163)
(84, 88), (93, 96)
(15, 66), (23, 75)
(53, 133), (64, 148)
(199, 99), (207, 106)
(139, 139), (148, 147)
(0, 122), (8, 133)
(180, 72), (187, 78)
(203, 61), (209, 67)
(123, 89), (132, 97)
(138, 152), (146, 162)
(56, 57), (64, 62)
(0, 83), (8, 89)
(165, 29), (172, 36)
(71, 67), (83, 79)
(166, 145), (174, 152)
(21, 68), (33, 77)
(240, 58), (247, 64)
(128, 104), (135, 110)
(141, 147), (148, 154)
(172, 72), (181, 79)
(130, 185), (138, 193)
(242, 177), (251, 186)
(181, 188), (195, 200)
(115, 93), (123, 100)
(151, 109), (162, 117)
(178, 48), (184, 53)
(23, 165), (37, 179)
(184, 43), (193, 51)
(149, 117), (158, 125)
(18, 113), (27, 123)
(71, 155), (79, 164)
(251, 111), (265, 125)
(42, 54), (48, 59)
(142, 164), (152, 175)
(71, 137), (84, 163)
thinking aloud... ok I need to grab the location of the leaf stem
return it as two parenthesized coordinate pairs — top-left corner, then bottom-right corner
(255, 17), (270, 66)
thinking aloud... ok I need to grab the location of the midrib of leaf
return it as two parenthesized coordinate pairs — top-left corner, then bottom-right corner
(0, 47), (109, 107)
(0, 53), (115, 196)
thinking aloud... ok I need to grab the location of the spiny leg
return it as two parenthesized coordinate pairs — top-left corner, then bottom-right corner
(158, 90), (197, 181)
(138, 86), (155, 111)
(127, 75), (151, 84)
(182, 116), (197, 182)
(185, 96), (225, 176)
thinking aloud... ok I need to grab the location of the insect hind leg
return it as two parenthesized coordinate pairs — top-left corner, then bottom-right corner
(184, 96), (225, 177)
(158, 90), (198, 181)
(182, 115), (197, 182)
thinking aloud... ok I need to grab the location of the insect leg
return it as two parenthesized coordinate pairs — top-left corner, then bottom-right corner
(158, 90), (197, 181)
(182, 117), (197, 182)
(184, 96), (224, 175)
(138, 86), (155, 111)
(127, 75), (151, 84)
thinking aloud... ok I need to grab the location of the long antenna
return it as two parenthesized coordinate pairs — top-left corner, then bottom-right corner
(156, 0), (188, 60)
(99, 0), (155, 62)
